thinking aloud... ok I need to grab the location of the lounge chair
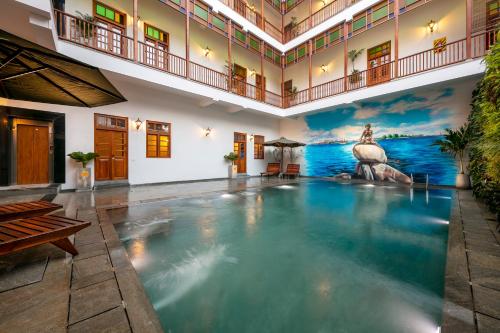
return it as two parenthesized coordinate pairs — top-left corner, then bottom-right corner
(260, 163), (281, 178)
(0, 215), (90, 256)
(282, 164), (300, 178)
(0, 201), (63, 222)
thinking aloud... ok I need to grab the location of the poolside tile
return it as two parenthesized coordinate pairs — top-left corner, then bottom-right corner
(68, 307), (131, 333)
(477, 313), (500, 333)
(72, 254), (112, 281)
(73, 241), (107, 261)
(69, 278), (122, 324)
(473, 285), (500, 319)
(71, 270), (116, 291)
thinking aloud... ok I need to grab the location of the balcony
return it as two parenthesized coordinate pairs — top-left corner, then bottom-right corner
(53, 8), (496, 111)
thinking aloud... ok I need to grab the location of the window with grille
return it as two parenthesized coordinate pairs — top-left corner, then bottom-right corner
(254, 135), (265, 159)
(146, 121), (171, 158)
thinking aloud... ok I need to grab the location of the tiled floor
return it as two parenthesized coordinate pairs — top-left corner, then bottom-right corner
(0, 178), (498, 333)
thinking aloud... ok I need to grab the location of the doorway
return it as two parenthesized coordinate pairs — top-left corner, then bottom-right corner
(94, 114), (128, 181)
(233, 132), (247, 174)
(256, 74), (266, 101)
(232, 64), (247, 96)
(367, 41), (391, 86)
(16, 122), (50, 184)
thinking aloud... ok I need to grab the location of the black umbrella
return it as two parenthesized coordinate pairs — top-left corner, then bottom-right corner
(263, 137), (306, 172)
(0, 29), (126, 107)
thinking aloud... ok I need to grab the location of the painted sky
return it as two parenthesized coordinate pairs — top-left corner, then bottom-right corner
(303, 87), (469, 143)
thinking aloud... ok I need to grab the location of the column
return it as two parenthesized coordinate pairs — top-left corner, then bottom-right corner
(260, 40), (265, 100)
(133, 0), (138, 62)
(308, 40), (312, 101)
(309, 0), (312, 29)
(185, 1), (190, 79)
(228, 20), (232, 92)
(343, 21), (348, 91)
(394, 0), (399, 77)
(466, 0), (472, 59)
(261, 0), (264, 29)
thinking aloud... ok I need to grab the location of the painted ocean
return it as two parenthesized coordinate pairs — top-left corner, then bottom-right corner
(305, 136), (457, 185)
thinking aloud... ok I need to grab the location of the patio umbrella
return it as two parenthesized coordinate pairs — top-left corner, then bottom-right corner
(0, 29), (126, 107)
(263, 137), (306, 172)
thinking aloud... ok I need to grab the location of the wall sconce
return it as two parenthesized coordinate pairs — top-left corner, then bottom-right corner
(134, 118), (142, 130)
(320, 0), (327, 6)
(427, 20), (437, 33)
(204, 46), (211, 57)
(250, 134), (254, 141)
(204, 127), (212, 136)
(320, 64), (328, 73)
(249, 69), (256, 77)
(249, 4), (255, 11)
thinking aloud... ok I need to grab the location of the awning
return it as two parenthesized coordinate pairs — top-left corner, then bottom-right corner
(0, 29), (126, 107)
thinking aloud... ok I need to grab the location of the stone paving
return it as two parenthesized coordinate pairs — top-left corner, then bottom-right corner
(0, 178), (499, 333)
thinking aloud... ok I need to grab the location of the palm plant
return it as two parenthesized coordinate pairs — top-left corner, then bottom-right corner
(432, 125), (472, 174)
(224, 152), (239, 165)
(75, 11), (94, 39)
(348, 49), (364, 83)
(68, 151), (99, 168)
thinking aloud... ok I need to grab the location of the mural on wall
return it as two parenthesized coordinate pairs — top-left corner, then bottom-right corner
(302, 84), (472, 185)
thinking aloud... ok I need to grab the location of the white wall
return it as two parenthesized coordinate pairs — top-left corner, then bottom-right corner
(311, 43), (344, 86)
(190, 22), (228, 73)
(284, 60), (309, 91)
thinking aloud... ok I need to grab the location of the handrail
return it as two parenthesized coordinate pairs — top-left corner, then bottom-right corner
(54, 9), (495, 110)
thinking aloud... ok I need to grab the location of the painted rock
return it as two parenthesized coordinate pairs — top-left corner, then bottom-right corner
(371, 163), (412, 184)
(352, 143), (387, 163)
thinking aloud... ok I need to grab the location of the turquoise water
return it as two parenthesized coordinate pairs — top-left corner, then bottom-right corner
(305, 136), (457, 185)
(114, 181), (452, 333)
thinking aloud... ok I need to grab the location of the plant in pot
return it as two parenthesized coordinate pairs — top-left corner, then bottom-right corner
(432, 124), (472, 189)
(348, 49), (364, 84)
(75, 11), (94, 39)
(289, 86), (298, 101)
(224, 152), (239, 178)
(68, 151), (99, 191)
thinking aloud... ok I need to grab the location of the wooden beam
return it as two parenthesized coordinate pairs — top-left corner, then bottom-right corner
(309, 0), (312, 29)
(0, 67), (47, 81)
(466, 0), (472, 59)
(133, 0), (138, 62)
(394, 0), (399, 77)
(260, 40), (264, 100)
(261, 0), (264, 28)
(185, 1), (190, 79)
(228, 19), (232, 92)
(0, 49), (23, 70)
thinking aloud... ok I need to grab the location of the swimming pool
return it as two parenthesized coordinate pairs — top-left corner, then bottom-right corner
(113, 180), (453, 333)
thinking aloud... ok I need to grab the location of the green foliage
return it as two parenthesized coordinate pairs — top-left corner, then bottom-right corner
(75, 11), (94, 38)
(432, 125), (471, 174)
(348, 49), (365, 72)
(224, 152), (239, 165)
(468, 39), (500, 214)
(68, 151), (99, 168)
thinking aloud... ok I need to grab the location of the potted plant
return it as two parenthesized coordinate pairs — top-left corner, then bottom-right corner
(68, 151), (99, 191)
(75, 11), (94, 39)
(432, 125), (472, 189)
(224, 152), (239, 178)
(348, 49), (364, 84)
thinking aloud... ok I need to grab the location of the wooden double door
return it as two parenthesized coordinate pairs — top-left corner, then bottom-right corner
(16, 124), (50, 184)
(233, 132), (247, 174)
(367, 41), (391, 86)
(94, 114), (128, 181)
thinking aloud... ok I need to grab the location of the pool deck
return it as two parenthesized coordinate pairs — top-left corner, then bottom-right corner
(0, 178), (499, 333)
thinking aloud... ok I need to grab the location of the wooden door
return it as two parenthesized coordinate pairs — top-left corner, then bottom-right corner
(486, 1), (499, 50)
(96, 20), (126, 56)
(17, 125), (49, 184)
(233, 132), (247, 174)
(256, 74), (266, 101)
(94, 114), (128, 181)
(367, 41), (391, 86)
(233, 64), (247, 96)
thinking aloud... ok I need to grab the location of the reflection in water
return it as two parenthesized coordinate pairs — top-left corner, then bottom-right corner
(116, 181), (451, 333)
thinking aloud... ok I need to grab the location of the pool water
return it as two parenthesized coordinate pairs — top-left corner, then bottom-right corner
(113, 180), (453, 333)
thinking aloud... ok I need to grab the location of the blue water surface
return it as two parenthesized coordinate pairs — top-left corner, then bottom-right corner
(305, 136), (457, 185)
(114, 180), (453, 333)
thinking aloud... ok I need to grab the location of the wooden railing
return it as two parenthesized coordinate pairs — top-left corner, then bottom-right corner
(264, 20), (283, 42)
(189, 62), (229, 90)
(54, 10), (134, 60)
(54, 9), (495, 109)
(137, 41), (187, 77)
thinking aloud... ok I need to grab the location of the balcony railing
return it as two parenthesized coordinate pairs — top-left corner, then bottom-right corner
(54, 10), (494, 110)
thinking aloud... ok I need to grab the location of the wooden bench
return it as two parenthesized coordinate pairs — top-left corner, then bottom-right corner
(0, 215), (90, 256)
(282, 164), (300, 178)
(0, 201), (63, 222)
(261, 163), (281, 178)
